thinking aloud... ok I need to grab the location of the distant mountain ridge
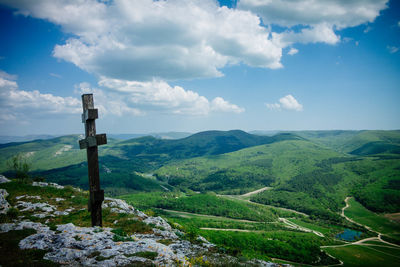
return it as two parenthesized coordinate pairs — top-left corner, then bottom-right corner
(1, 129), (399, 213)
(0, 130), (301, 196)
(0, 132), (193, 144)
(117, 130), (302, 160)
(0, 135), (58, 144)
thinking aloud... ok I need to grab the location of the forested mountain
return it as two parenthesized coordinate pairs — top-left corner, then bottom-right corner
(1, 130), (399, 214)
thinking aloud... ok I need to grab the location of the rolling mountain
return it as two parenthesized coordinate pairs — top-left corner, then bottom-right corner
(0, 130), (300, 195)
(1, 130), (399, 214)
(292, 130), (400, 155)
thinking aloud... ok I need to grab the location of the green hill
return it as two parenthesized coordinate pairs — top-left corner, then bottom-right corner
(115, 130), (301, 161)
(293, 130), (400, 155)
(155, 138), (400, 219)
(0, 130), (300, 195)
(1, 130), (399, 214)
(155, 139), (345, 192)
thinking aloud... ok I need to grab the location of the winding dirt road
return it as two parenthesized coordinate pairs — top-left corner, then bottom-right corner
(322, 197), (400, 249)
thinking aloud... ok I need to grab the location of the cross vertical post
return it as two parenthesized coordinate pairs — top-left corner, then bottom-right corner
(79, 94), (107, 227)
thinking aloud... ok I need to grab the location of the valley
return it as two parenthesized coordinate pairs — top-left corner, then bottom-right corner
(1, 129), (400, 265)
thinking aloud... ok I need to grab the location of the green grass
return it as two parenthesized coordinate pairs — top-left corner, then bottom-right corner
(0, 180), (153, 235)
(0, 229), (58, 267)
(287, 218), (343, 235)
(199, 230), (338, 265)
(323, 245), (400, 267)
(128, 251), (158, 260)
(120, 192), (279, 222)
(163, 212), (286, 232)
(344, 198), (400, 236)
(155, 140), (342, 193)
(362, 244), (400, 256)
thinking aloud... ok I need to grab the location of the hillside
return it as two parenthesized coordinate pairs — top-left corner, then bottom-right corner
(1, 130), (399, 213)
(155, 138), (400, 218)
(0, 178), (290, 266)
(0, 131), (300, 195)
(1, 130), (399, 266)
(292, 130), (400, 155)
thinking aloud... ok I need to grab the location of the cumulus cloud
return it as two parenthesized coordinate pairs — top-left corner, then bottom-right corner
(0, 74), (81, 123)
(3, 0), (282, 81)
(75, 82), (143, 117)
(238, 0), (388, 28)
(211, 97), (245, 114)
(0, 0), (388, 120)
(0, 69), (243, 124)
(239, 0), (388, 47)
(273, 23), (341, 48)
(266, 94), (303, 111)
(1, 0), (388, 79)
(99, 78), (244, 115)
(0, 70), (17, 80)
(287, 48), (299, 55)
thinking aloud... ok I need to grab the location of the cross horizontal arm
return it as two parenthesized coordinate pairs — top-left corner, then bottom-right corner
(79, 134), (107, 149)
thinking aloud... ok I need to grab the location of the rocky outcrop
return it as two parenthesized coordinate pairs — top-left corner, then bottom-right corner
(102, 197), (147, 218)
(32, 181), (64, 189)
(0, 189), (10, 214)
(0, 175), (10, 184)
(17, 222), (200, 266)
(0, 178), (289, 266)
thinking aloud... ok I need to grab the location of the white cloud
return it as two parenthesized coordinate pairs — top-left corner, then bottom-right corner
(398, 21), (400, 27)
(273, 23), (340, 48)
(0, 70), (17, 80)
(1, 0), (388, 78)
(287, 47), (298, 55)
(238, 0), (388, 28)
(0, 74), (81, 123)
(239, 0), (387, 47)
(211, 97), (245, 114)
(99, 78), (244, 115)
(387, 46), (399, 54)
(75, 82), (143, 117)
(3, 0), (282, 81)
(266, 94), (303, 111)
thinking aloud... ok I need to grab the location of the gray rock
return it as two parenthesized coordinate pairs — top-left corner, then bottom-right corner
(54, 211), (70, 216)
(17, 222), (190, 266)
(16, 201), (56, 213)
(0, 221), (49, 233)
(144, 216), (172, 231)
(0, 175), (10, 184)
(0, 189), (10, 214)
(102, 198), (147, 218)
(1, 185), (289, 267)
(16, 195), (41, 200)
(32, 213), (54, 218)
(153, 228), (179, 239)
(32, 182), (64, 189)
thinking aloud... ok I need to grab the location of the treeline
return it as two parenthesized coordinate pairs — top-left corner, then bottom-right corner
(199, 230), (340, 265)
(251, 191), (341, 222)
(121, 192), (277, 222)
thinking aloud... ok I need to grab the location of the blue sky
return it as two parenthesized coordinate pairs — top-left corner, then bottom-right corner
(0, 0), (399, 135)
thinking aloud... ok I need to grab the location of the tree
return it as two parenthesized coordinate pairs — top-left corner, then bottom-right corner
(7, 154), (31, 179)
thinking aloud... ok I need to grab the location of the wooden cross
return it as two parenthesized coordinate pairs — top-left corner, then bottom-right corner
(79, 94), (107, 227)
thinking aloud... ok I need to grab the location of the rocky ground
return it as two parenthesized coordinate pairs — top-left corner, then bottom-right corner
(0, 175), (287, 266)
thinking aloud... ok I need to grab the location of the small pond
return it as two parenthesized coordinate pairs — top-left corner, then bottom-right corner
(336, 229), (362, 241)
